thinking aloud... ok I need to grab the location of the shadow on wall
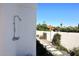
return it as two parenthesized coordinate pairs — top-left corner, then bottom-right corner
(16, 51), (33, 56)
(39, 33), (47, 39)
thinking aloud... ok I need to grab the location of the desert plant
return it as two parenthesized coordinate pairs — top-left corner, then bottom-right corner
(52, 33), (61, 46)
(69, 47), (79, 56)
(52, 33), (68, 53)
(56, 45), (68, 53)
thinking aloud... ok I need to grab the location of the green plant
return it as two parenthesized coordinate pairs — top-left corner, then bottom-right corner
(52, 33), (68, 52)
(52, 33), (61, 46)
(60, 23), (63, 27)
(59, 26), (79, 32)
(69, 47), (79, 56)
(37, 23), (49, 31)
(78, 24), (79, 29)
(56, 45), (68, 52)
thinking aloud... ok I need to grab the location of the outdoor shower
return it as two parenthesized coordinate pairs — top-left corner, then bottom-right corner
(12, 15), (22, 41)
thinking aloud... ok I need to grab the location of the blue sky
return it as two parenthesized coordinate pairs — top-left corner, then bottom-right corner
(37, 3), (79, 26)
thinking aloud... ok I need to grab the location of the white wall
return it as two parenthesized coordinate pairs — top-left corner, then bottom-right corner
(15, 4), (36, 56)
(60, 32), (79, 50)
(0, 4), (36, 56)
(36, 31), (56, 42)
(0, 4), (17, 56)
(36, 31), (79, 50)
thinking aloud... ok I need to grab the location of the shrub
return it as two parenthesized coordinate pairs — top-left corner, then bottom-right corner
(37, 24), (49, 31)
(59, 26), (79, 32)
(56, 45), (68, 53)
(52, 33), (68, 53)
(69, 47), (79, 56)
(52, 33), (61, 46)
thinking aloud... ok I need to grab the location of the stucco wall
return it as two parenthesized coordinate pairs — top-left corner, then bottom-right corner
(36, 31), (79, 50)
(0, 4), (36, 56)
(15, 4), (36, 56)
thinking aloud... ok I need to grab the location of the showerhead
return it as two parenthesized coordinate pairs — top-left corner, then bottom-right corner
(14, 15), (22, 21)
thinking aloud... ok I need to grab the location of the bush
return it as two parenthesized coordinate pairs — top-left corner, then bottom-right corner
(52, 33), (68, 52)
(56, 45), (68, 52)
(37, 24), (49, 31)
(52, 33), (61, 46)
(59, 26), (79, 32)
(69, 47), (79, 56)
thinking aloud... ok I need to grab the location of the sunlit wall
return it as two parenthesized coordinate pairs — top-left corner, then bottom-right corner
(0, 3), (36, 56)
